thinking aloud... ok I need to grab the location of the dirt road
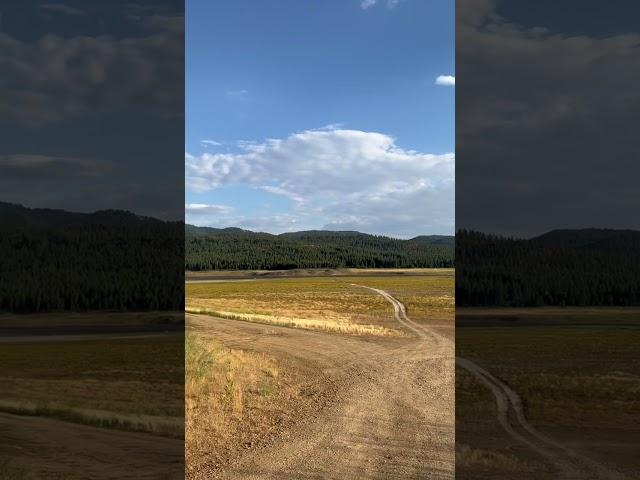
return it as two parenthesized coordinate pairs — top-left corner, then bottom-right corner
(0, 412), (183, 479)
(187, 286), (454, 480)
(456, 357), (630, 480)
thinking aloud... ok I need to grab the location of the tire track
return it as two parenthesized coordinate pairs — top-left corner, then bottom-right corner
(356, 285), (627, 479)
(350, 284), (449, 347)
(455, 357), (629, 479)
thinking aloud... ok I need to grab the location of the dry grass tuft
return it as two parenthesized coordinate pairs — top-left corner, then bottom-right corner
(186, 334), (286, 477)
(456, 444), (542, 473)
(0, 399), (182, 436)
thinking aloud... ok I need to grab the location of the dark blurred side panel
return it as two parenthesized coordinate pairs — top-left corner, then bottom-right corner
(456, 1), (640, 479)
(0, 1), (184, 478)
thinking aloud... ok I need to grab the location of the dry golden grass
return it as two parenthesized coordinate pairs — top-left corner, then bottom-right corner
(186, 275), (453, 335)
(186, 334), (287, 476)
(456, 444), (544, 475)
(335, 273), (455, 326)
(457, 320), (640, 429)
(187, 277), (390, 324)
(186, 306), (403, 336)
(0, 399), (181, 436)
(0, 457), (32, 480)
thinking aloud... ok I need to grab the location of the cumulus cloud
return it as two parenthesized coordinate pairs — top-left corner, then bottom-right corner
(457, 0), (640, 235)
(435, 75), (455, 86)
(186, 128), (454, 236)
(0, 13), (183, 127)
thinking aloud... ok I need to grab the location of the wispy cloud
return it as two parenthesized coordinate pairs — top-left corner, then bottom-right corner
(360, 0), (402, 10)
(435, 75), (455, 86)
(259, 185), (305, 204)
(226, 89), (249, 100)
(40, 3), (87, 16)
(0, 154), (111, 178)
(185, 203), (236, 229)
(200, 139), (223, 148)
(186, 127), (454, 236)
(185, 203), (233, 215)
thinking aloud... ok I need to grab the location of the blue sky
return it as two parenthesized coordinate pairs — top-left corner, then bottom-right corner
(186, 0), (454, 237)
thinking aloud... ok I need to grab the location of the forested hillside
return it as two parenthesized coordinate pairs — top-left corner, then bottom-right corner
(185, 226), (454, 270)
(457, 229), (640, 306)
(0, 202), (184, 312)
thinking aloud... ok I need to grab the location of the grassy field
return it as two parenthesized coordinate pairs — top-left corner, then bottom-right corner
(186, 267), (451, 280)
(0, 335), (184, 436)
(185, 333), (298, 476)
(186, 270), (454, 336)
(347, 271), (454, 326)
(456, 308), (640, 479)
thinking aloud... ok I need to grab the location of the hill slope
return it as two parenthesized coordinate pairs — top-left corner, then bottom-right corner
(0, 202), (183, 312)
(185, 225), (454, 270)
(457, 229), (640, 306)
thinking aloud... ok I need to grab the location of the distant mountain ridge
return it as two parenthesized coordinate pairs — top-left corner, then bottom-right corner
(185, 225), (455, 270)
(533, 228), (640, 251)
(0, 201), (168, 229)
(185, 224), (453, 243)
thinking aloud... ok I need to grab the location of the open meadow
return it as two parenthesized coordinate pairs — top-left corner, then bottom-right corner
(0, 336), (184, 435)
(456, 308), (640, 480)
(186, 269), (455, 479)
(186, 269), (454, 337)
(0, 313), (184, 479)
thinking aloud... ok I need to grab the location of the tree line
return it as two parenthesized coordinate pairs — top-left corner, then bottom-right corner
(0, 205), (184, 313)
(456, 229), (640, 306)
(185, 228), (455, 270)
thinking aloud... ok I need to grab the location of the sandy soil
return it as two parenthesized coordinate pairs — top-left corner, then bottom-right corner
(187, 287), (454, 480)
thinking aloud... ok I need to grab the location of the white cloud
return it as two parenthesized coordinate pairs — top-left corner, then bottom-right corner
(435, 75), (455, 86)
(226, 89), (249, 99)
(185, 127), (454, 236)
(456, 0), (640, 235)
(185, 203), (234, 227)
(0, 15), (183, 127)
(259, 185), (305, 204)
(360, 0), (402, 9)
(200, 139), (223, 148)
(185, 203), (233, 215)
